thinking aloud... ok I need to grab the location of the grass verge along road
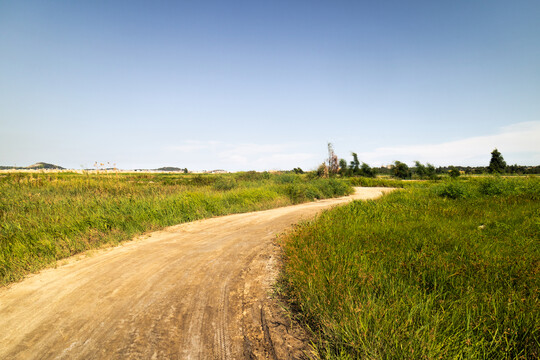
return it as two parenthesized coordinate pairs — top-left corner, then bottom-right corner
(281, 177), (539, 359)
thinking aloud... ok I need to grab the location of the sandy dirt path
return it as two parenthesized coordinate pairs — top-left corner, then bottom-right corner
(0, 187), (393, 360)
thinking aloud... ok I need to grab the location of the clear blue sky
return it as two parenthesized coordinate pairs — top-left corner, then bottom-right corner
(1, 1), (539, 170)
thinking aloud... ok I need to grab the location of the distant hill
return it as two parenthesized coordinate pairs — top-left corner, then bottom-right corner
(155, 167), (187, 172)
(26, 162), (65, 170)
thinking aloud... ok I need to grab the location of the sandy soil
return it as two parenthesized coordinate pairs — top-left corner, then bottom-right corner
(0, 187), (393, 360)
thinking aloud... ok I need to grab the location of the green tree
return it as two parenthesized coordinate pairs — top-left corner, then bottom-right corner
(449, 166), (461, 178)
(338, 159), (348, 176)
(414, 161), (426, 179)
(360, 162), (376, 178)
(393, 161), (410, 179)
(489, 148), (507, 173)
(425, 163), (437, 179)
(350, 153), (360, 175)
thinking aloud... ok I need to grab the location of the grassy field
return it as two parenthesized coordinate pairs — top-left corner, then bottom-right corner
(280, 176), (539, 359)
(347, 176), (410, 188)
(0, 171), (352, 286)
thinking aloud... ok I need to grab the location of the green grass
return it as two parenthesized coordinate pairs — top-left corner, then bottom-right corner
(0, 171), (352, 286)
(347, 176), (409, 188)
(280, 176), (539, 359)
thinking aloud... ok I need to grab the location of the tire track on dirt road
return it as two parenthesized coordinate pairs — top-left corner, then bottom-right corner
(0, 187), (393, 359)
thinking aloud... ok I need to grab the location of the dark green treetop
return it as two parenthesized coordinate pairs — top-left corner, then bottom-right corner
(489, 148), (506, 173)
(393, 161), (411, 179)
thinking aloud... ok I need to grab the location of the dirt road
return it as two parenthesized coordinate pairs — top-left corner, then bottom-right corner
(0, 187), (393, 359)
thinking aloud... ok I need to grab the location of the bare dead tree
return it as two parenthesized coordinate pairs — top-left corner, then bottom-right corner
(327, 142), (339, 176)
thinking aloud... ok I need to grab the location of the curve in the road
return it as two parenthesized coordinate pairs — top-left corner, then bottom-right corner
(0, 187), (393, 359)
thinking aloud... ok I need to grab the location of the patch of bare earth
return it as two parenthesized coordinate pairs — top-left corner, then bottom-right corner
(0, 187), (393, 359)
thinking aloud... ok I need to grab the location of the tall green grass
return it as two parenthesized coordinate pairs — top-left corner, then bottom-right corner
(347, 176), (409, 188)
(281, 176), (539, 359)
(0, 172), (351, 285)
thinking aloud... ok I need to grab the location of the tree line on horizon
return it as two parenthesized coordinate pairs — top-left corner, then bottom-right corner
(301, 146), (540, 179)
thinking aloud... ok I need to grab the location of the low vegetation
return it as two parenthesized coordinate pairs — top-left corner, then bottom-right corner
(347, 176), (409, 188)
(280, 176), (539, 359)
(0, 171), (351, 285)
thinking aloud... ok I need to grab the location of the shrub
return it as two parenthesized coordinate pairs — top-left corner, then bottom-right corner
(235, 171), (270, 181)
(449, 166), (460, 178)
(348, 177), (405, 188)
(435, 181), (468, 199)
(478, 176), (512, 196)
(191, 175), (216, 186)
(283, 183), (308, 203)
(316, 163), (328, 178)
(213, 177), (237, 191)
(274, 173), (299, 184)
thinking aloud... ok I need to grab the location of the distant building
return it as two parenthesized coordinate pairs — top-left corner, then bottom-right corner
(207, 169), (228, 174)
